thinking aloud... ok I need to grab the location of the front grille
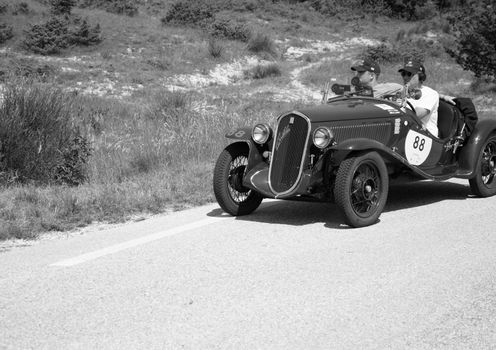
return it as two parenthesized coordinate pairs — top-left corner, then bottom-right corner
(331, 122), (392, 144)
(270, 113), (310, 194)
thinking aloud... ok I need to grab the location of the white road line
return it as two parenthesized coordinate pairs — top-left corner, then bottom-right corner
(50, 217), (226, 267)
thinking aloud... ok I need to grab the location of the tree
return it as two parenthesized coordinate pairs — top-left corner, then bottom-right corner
(447, 1), (496, 78)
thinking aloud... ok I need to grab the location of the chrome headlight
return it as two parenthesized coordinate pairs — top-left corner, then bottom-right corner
(252, 123), (271, 144)
(313, 127), (334, 149)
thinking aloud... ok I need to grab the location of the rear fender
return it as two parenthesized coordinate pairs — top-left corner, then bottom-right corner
(457, 119), (496, 178)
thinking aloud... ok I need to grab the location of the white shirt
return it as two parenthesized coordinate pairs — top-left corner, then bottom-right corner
(408, 85), (439, 137)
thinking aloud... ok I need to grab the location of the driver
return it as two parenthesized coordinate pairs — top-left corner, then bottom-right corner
(351, 59), (402, 98)
(399, 59), (439, 137)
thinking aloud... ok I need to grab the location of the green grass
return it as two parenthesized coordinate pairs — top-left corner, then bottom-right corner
(0, 0), (494, 241)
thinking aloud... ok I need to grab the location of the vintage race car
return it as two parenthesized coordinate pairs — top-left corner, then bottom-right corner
(212, 90), (496, 227)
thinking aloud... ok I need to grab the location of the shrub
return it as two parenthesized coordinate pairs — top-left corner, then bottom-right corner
(446, 0), (496, 78)
(245, 63), (281, 79)
(359, 34), (440, 65)
(70, 19), (102, 46)
(360, 42), (400, 63)
(50, 0), (76, 15)
(22, 17), (69, 55)
(0, 23), (13, 44)
(208, 16), (251, 42)
(246, 32), (278, 57)
(105, 0), (138, 16)
(0, 82), (92, 185)
(13, 2), (30, 15)
(384, 0), (427, 20)
(161, 0), (214, 26)
(22, 16), (102, 55)
(0, 2), (8, 14)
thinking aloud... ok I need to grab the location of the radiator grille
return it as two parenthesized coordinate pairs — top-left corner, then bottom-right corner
(331, 122), (392, 144)
(270, 114), (309, 194)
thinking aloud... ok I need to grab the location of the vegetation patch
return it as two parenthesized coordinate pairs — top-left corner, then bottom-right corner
(246, 32), (278, 57)
(78, 0), (139, 17)
(0, 23), (13, 44)
(244, 63), (281, 79)
(446, 0), (496, 78)
(161, 0), (214, 26)
(22, 16), (102, 55)
(0, 81), (92, 186)
(207, 15), (251, 42)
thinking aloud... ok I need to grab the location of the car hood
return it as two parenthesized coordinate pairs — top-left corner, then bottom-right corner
(295, 98), (403, 123)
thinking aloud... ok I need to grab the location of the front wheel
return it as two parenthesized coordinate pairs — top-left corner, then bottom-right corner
(469, 135), (496, 197)
(213, 142), (263, 216)
(334, 151), (389, 228)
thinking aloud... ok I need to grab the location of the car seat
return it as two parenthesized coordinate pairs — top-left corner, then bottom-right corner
(437, 100), (463, 140)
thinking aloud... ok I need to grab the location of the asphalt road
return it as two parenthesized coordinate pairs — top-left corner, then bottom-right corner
(1, 178), (496, 349)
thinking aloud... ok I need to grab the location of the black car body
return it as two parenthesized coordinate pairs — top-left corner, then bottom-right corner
(213, 93), (496, 227)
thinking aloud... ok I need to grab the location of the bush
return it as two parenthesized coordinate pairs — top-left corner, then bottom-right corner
(446, 1), (496, 78)
(70, 19), (102, 46)
(0, 2), (8, 14)
(13, 2), (30, 15)
(359, 34), (441, 64)
(0, 23), (13, 44)
(246, 32), (278, 57)
(208, 15), (251, 42)
(0, 82), (92, 185)
(22, 17), (69, 55)
(384, 0), (427, 20)
(245, 63), (281, 79)
(50, 0), (76, 15)
(22, 16), (102, 55)
(161, 0), (214, 26)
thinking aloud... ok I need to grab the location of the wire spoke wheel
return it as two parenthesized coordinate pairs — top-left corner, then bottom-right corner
(350, 163), (381, 216)
(481, 141), (496, 185)
(335, 151), (389, 227)
(213, 143), (263, 216)
(470, 135), (496, 197)
(227, 155), (250, 203)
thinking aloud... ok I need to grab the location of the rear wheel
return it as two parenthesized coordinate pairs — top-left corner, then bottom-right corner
(334, 151), (389, 227)
(213, 143), (263, 215)
(469, 135), (496, 197)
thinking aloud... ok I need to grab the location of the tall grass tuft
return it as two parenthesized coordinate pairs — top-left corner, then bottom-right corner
(207, 38), (224, 58)
(0, 80), (91, 185)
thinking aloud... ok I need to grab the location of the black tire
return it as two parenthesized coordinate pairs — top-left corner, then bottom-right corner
(334, 151), (389, 228)
(213, 143), (263, 216)
(469, 135), (496, 197)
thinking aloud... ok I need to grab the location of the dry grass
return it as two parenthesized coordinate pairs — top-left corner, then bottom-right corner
(0, 1), (494, 241)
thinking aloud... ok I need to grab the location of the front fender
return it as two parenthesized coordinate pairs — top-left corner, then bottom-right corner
(457, 118), (496, 178)
(329, 137), (439, 179)
(330, 138), (402, 164)
(226, 127), (252, 141)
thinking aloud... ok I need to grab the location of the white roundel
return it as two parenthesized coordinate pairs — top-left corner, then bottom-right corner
(405, 130), (432, 165)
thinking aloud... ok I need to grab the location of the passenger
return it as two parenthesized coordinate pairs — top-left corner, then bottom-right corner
(351, 59), (402, 98)
(399, 60), (439, 137)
